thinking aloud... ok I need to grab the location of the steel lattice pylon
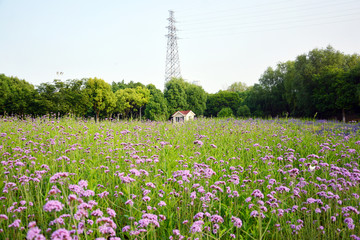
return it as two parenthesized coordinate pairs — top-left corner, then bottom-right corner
(165, 10), (181, 83)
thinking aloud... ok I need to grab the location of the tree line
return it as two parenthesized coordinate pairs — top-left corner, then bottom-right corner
(0, 75), (206, 121)
(245, 46), (360, 121)
(1, 46), (359, 121)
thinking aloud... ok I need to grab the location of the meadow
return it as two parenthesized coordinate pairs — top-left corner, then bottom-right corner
(0, 117), (359, 240)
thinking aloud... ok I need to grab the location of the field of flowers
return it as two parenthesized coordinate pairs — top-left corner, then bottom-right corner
(0, 117), (359, 240)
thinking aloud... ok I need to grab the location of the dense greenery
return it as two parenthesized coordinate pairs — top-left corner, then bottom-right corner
(245, 46), (360, 121)
(1, 46), (359, 121)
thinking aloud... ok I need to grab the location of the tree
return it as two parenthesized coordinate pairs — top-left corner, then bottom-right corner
(63, 79), (91, 117)
(257, 64), (289, 117)
(134, 86), (150, 119)
(114, 89), (131, 118)
(164, 78), (188, 116)
(334, 65), (360, 121)
(0, 75), (36, 117)
(247, 46), (360, 119)
(0, 74), (11, 114)
(292, 46), (348, 117)
(282, 61), (297, 115)
(227, 82), (248, 92)
(244, 84), (265, 117)
(114, 86), (150, 119)
(205, 91), (243, 117)
(35, 82), (59, 116)
(237, 105), (251, 117)
(85, 78), (116, 122)
(112, 80), (145, 93)
(185, 83), (207, 116)
(350, 62), (360, 107)
(145, 84), (168, 121)
(112, 80), (127, 92)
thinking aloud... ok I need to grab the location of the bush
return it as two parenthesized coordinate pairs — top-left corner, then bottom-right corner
(237, 105), (251, 117)
(217, 107), (234, 117)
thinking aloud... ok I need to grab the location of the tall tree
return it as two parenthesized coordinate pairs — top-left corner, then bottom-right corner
(292, 46), (348, 117)
(0, 74), (11, 114)
(244, 84), (266, 117)
(1, 75), (36, 116)
(85, 78), (116, 122)
(145, 84), (168, 121)
(164, 78), (188, 116)
(63, 79), (91, 117)
(114, 86), (150, 119)
(185, 83), (207, 116)
(258, 64), (289, 116)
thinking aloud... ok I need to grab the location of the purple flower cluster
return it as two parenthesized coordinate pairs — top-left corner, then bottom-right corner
(43, 200), (64, 212)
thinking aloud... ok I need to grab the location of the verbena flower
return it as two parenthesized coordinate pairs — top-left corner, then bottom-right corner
(210, 215), (224, 223)
(107, 208), (116, 218)
(8, 219), (21, 228)
(251, 189), (264, 199)
(43, 200), (64, 212)
(231, 216), (242, 228)
(158, 201), (166, 206)
(122, 225), (130, 232)
(51, 228), (72, 240)
(190, 220), (204, 233)
(27, 226), (45, 240)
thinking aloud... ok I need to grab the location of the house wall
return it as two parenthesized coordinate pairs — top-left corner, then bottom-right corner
(172, 111), (195, 122)
(185, 112), (195, 121)
(172, 112), (184, 123)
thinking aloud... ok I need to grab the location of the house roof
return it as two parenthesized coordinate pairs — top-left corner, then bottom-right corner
(172, 110), (195, 117)
(179, 110), (191, 115)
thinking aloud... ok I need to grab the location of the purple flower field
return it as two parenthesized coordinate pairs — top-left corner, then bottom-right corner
(0, 117), (359, 239)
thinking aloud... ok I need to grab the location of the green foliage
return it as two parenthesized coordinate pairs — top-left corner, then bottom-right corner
(164, 78), (207, 117)
(237, 105), (251, 117)
(0, 74), (36, 116)
(205, 91), (243, 117)
(114, 86), (150, 119)
(35, 79), (91, 117)
(185, 83), (207, 116)
(164, 78), (188, 116)
(111, 80), (145, 93)
(291, 45), (359, 117)
(145, 84), (168, 121)
(217, 107), (234, 117)
(227, 81), (248, 92)
(63, 79), (91, 117)
(36, 82), (63, 115)
(85, 77), (116, 121)
(247, 46), (360, 120)
(0, 74), (11, 112)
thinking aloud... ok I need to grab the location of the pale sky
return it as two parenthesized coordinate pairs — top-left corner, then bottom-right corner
(1, 0), (359, 93)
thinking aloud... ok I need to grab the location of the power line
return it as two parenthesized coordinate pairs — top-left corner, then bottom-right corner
(180, 16), (360, 39)
(178, 6), (360, 28)
(173, 0), (359, 39)
(180, 10), (360, 34)
(177, 0), (358, 21)
(175, 0), (295, 17)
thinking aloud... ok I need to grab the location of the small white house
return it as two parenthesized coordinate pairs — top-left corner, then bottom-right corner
(172, 110), (195, 123)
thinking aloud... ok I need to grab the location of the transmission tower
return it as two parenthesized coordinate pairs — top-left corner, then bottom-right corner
(165, 10), (181, 83)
